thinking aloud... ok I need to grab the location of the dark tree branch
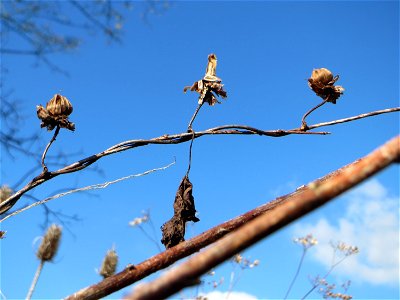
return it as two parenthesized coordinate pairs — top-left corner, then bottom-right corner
(1, 107), (398, 215)
(125, 135), (400, 300)
(64, 135), (400, 300)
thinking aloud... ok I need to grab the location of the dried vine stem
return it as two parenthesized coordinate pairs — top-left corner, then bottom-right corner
(65, 135), (399, 300)
(41, 125), (60, 172)
(125, 135), (400, 300)
(1, 107), (398, 215)
(0, 161), (175, 223)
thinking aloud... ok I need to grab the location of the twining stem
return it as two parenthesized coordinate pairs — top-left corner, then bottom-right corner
(41, 126), (61, 172)
(301, 99), (329, 130)
(284, 248), (307, 300)
(187, 102), (204, 131)
(26, 260), (44, 300)
(186, 131), (195, 177)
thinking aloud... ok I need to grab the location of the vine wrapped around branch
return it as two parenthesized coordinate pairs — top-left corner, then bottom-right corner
(1, 107), (398, 215)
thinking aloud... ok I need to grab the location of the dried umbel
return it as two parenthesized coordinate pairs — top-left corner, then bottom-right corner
(161, 176), (200, 249)
(36, 94), (75, 131)
(36, 224), (62, 262)
(184, 53), (227, 106)
(308, 68), (344, 104)
(99, 248), (118, 278)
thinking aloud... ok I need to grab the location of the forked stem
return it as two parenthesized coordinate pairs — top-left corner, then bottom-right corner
(41, 125), (61, 172)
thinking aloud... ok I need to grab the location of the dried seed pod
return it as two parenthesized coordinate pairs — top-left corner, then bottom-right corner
(184, 53), (227, 106)
(204, 53), (221, 82)
(36, 94), (75, 131)
(310, 68), (334, 85)
(36, 224), (62, 262)
(308, 68), (344, 104)
(99, 248), (118, 278)
(46, 94), (73, 117)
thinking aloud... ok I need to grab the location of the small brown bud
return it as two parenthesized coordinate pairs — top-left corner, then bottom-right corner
(99, 248), (118, 278)
(36, 224), (62, 262)
(46, 94), (73, 117)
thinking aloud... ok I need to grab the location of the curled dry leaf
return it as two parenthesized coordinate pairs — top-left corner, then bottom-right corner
(36, 94), (75, 131)
(161, 175), (200, 249)
(184, 53), (228, 106)
(308, 68), (344, 104)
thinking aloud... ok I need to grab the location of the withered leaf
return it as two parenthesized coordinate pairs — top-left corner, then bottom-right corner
(161, 176), (200, 249)
(161, 215), (186, 249)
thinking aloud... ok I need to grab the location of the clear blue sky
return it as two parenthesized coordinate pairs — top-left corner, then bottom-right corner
(1, 1), (399, 299)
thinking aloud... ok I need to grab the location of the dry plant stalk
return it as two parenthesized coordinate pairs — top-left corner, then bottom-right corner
(301, 68), (345, 130)
(185, 54), (228, 130)
(1, 107), (398, 215)
(37, 94), (75, 172)
(65, 135), (399, 300)
(27, 224), (62, 300)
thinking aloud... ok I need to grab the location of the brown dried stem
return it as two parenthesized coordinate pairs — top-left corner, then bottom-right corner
(125, 135), (400, 300)
(187, 102), (204, 131)
(1, 107), (399, 215)
(301, 99), (329, 130)
(65, 135), (399, 300)
(41, 125), (60, 172)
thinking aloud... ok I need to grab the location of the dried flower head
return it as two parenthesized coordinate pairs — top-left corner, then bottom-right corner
(36, 94), (75, 131)
(308, 68), (344, 104)
(294, 234), (318, 249)
(332, 241), (359, 256)
(0, 230), (6, 239)
(0, 185), (12, 203)
(99, 248), (118, 278)
(129, 211), (149, 227)
(184, 53), (227, 106)
(36, 224), (62, 262)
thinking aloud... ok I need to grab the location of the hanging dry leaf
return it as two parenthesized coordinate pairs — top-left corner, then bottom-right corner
(308, 68), (344, 104)
(161, 176), (200, 249)
(36, 94), (75, 131)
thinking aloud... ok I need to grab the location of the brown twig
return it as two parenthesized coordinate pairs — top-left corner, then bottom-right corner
(1, 107), (398, 215)
(187, 102), (204, 131)
(41, 125), (60, 172)
(64, 135), (399, 300)
(301, 99), (329, 130)
(125, 135), (400, 300)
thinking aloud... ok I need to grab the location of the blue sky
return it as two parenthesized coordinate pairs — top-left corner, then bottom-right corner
(1, 1), (399, 299)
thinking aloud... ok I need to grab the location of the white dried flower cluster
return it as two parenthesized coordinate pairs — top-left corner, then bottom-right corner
(333, 241), (359, 256)
(128, 212), (149, 227)
(232, 253), (260, 269)
(293, 234), (318, 249)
